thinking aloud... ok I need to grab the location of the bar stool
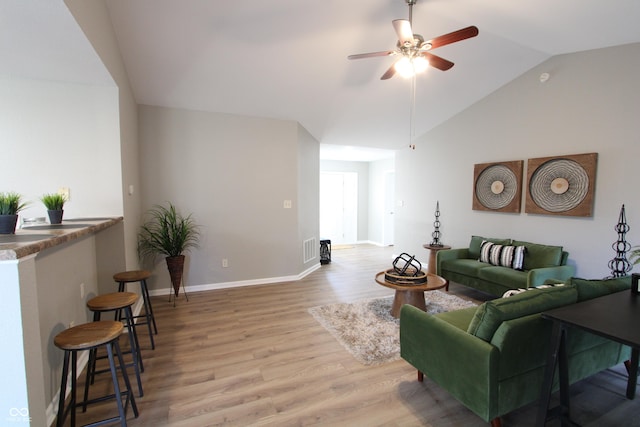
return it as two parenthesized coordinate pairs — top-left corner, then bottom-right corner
(85, 292), (144, 399)
(114, 270), (157, 350)
(54, 321), (138, 427)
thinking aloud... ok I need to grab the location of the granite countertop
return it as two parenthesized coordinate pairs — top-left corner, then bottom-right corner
(0, 217), (123, 260)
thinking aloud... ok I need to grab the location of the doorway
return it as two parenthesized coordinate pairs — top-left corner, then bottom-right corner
(320, 172), (358, 245)
(383, 170), (395, 246)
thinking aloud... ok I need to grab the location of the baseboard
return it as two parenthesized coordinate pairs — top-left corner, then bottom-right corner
(148, 262), (322, 296)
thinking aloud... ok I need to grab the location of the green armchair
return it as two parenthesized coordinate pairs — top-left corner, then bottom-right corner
(400, 278), (631, 426)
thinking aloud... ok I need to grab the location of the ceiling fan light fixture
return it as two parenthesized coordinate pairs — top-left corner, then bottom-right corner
(395, 56), (429, 78)
(413, 56), (429, 73)
(395, 57), (414, 78)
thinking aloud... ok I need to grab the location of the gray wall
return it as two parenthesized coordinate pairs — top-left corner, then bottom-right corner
(395, 43), (640, 279)
(138, 105), (320, 292)
(297, 124), (321, 267)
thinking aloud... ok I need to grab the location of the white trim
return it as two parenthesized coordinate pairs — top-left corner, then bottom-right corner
(148, 262), (322, 296)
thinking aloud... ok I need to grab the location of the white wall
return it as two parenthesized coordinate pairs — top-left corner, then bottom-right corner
(320, 158), (395, 245)
(320, 160), (370, 242)
(368, 157), (395, 245)
(138, 105), (320, 292)
(66, 0), (143, 270)
(0, 76), (122, 220)
(395, 43), (640, 278)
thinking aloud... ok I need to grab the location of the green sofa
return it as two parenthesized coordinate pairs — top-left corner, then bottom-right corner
(437, 235), (576, 297)
(400, 276), (632, 426)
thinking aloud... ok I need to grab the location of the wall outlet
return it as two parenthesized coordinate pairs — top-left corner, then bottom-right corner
(69, 321), (75, 328)
(222, 258), (229, 268)
(80, 283), (85, 300)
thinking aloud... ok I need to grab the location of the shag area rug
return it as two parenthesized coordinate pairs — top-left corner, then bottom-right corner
(308, 291), (477, 365)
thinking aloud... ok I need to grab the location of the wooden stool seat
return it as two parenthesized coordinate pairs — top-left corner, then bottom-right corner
(54, 321), (123, 351)
(54, 321), (138, 427)
(114, 270), (152, 283)
(114, 269), (157, 350)
(87, 292), (138, 312)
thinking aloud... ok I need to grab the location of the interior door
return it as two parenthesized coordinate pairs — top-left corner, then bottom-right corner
(320, 172), (357, 244)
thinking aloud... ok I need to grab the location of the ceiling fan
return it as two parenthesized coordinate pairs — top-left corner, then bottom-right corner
(348, 0), (479, 80)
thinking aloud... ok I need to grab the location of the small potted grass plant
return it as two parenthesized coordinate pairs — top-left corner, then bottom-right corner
(41, 193), (67, 224)
(0, 192), (28, 234)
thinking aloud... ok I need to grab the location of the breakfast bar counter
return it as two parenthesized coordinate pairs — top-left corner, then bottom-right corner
(0, 217), (122, 260)
(0, 217), (126, 426)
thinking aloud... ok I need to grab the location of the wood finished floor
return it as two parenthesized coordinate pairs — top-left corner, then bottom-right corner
(68, 245), (639, 426)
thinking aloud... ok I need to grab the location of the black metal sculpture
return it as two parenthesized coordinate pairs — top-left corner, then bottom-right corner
(607, 204), (632, 278)
(430, 201), (443, 247)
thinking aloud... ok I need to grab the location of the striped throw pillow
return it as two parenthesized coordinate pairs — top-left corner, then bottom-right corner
(479, 240), (526, 270)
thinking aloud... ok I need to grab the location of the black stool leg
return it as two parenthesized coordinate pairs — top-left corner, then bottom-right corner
(106, 341), (127, 427)
(137, 280), (156, 349)
(112, 339), (139, 418)
(119, 279), (156, 349)
(56, 351), (71, 427)
(123, 305), (144, 396)
(141, 278), (158, 335)
(83, 312), (101, 412)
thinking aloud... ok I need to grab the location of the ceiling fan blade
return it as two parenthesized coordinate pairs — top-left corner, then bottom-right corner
(425, 26), (479, 50)
(348, 51), (395, 60)
(392, 19), (414, 45)
(380, 62), (397, 80)
(421, 52), (454, 71)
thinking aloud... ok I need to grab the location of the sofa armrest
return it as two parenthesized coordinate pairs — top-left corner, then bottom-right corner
(436, 248), (470, 275)
(400, 305), (499, 421)
(527, 265), (576, 288)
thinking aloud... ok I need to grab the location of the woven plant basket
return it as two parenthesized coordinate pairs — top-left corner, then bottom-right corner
(165, 255), (185, 296)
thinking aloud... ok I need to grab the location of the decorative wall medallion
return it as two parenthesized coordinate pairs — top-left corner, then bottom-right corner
(525, 153), (597, 216)
(472, 160), (523, 212)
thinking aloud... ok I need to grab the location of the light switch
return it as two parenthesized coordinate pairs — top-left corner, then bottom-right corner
(284, 200), (292, 209)
(58, 187), (70, 201)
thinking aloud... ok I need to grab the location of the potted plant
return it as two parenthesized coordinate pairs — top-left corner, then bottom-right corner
(138, 203), (200, 298)
(41, 193), (67, 224)
(0, 192), (28, 234)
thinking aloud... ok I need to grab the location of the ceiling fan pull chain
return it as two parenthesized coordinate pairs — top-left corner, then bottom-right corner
(409, 75), (417, 145)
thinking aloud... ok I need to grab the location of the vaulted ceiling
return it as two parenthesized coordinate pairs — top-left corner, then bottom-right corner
(3, 0), (640, 155)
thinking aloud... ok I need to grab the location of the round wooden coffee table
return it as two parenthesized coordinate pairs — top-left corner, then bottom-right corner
(375, 271), (448, 318)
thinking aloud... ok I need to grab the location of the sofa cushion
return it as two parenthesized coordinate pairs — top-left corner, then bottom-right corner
(469, 235), (511, 259)
(441, 259), (493, 276)
(570, 276), (632, 302)
(477, 266), (528, 289)
(434, 306), (478, 331)
(467, 285), (578, 342)
(479, 241), (526, 270)
(512, 240), (563, 270)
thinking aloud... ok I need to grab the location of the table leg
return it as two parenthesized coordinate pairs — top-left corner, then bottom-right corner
(626, 348), (639, 399)
(391, 290), (426, 318)
(536, 322), (564, 427)
(427, 250), (438, 275)
(557, 327), (572, 426)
